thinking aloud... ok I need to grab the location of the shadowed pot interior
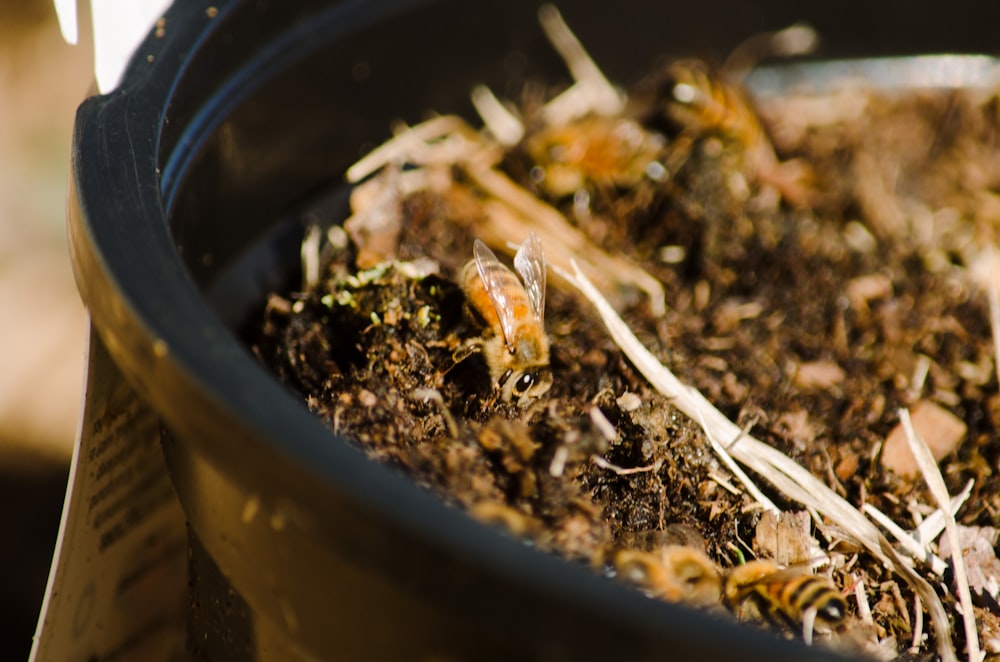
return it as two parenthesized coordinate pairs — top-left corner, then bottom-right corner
(67, 0), (1000, 659)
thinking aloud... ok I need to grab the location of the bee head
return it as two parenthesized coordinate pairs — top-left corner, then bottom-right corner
(498, 367), (553, 407)
(664, 60), (710, 107)
(656, 59), (717, 133)
(815, 594), (847, 624)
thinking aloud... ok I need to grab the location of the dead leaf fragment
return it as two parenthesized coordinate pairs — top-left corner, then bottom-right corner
(753, 510), (821, 566)
(937, 525), (1000, 602)
(880, 401), (967, 479)
(345, 163), (404, 267)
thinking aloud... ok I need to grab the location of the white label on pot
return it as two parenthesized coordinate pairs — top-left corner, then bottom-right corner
(52, 0), (173, 92)
(30, 322), (188, 661)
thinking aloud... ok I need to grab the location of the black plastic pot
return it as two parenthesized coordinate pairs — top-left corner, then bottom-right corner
(67, 1), (1000, 660)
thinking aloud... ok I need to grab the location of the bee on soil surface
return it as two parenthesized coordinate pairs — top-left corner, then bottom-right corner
(460, 233), (552, 407)
(657, 59), (814, 206)
(525, 114), (667, 198)
(663, 59), (768, 150)
(469, 501), (542, 538)
(610, 545), (722, 607)
(723, 560), (847, 643)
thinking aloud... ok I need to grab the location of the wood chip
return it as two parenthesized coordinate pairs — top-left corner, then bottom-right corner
(752, 510), (821, 566)
(846, 273), (893, 310)
(793, 360), (846, 390)
(880, 401), (967, 479)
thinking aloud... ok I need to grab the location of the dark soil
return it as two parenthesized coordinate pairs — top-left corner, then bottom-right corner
(252, 54), (1000, 660)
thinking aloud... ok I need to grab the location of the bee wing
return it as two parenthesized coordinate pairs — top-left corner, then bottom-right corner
(474, 239), (519, 352)
(513, 232), (546, 324)
(751, 566), (808, 584)
(731, 565), (811, 598)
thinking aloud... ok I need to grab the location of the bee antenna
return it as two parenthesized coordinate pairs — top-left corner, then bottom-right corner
(497, 369), (513, 388)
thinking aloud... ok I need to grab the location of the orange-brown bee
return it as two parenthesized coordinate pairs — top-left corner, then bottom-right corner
(469, 501), (542, 537)
(723, 560), (847, 642)
(665, 59), (768, 150)
(525, 114), (667, 198)
(461, 233), (552, 406)
(611, 545), (722, 607)
(661, 59), (815, 206)
(662, 59), (776, 175)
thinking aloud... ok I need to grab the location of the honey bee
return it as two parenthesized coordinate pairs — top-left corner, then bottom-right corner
(657, 59), (815, 206)
(723, 560), (847, 642)
(469, 501), (543, 537)
(461, 233), (552, 406)
(525, 114), (667, 198)
(663, 59), (768, 151)
(610, 545), (722, 607)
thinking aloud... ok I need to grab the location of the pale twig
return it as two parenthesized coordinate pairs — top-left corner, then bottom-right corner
(562, 261), (958, 662)
(909, 354), (932, 400)
(723, 23), (819, 79)
(912, 594), (925, 654)
(988, 248), (1000, 391)
(862, 503), (948, 576)
(890, 581), (911, 630)
(537, 4), (622, 119)
(899, 408), (980, 662)
(854, 574), (874, 626)
(693, 405), (779, 513)
(588, 406), (618, 442)
(549, 445), (569, 478)
(708, 470), (742, 496)
(590, 455), (659, 475)
(345, 115), (485, 183)
(471, 84), (524, 146)
(300, 224), (323, 289)
(540, 83), (603, 128)
(913, 478), (974, 546)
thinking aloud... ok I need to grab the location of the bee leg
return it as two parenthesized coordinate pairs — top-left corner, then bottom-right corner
(451, 337), (483, 366)
(664, 133), (695, 176)
(431, 337), (483, 381)
(753, 151), (818, 208)
(801, 605), (817, 646)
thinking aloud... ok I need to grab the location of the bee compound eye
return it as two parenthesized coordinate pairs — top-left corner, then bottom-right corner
(819, 599), (845, 622)
(514, 372), (537, 394)
(672, 81), (699, 105)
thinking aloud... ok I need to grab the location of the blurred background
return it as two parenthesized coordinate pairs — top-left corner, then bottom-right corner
(0, 0), (93, 657)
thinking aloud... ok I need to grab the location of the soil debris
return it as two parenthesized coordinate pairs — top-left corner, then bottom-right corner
(252, 8), (1000, 660)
